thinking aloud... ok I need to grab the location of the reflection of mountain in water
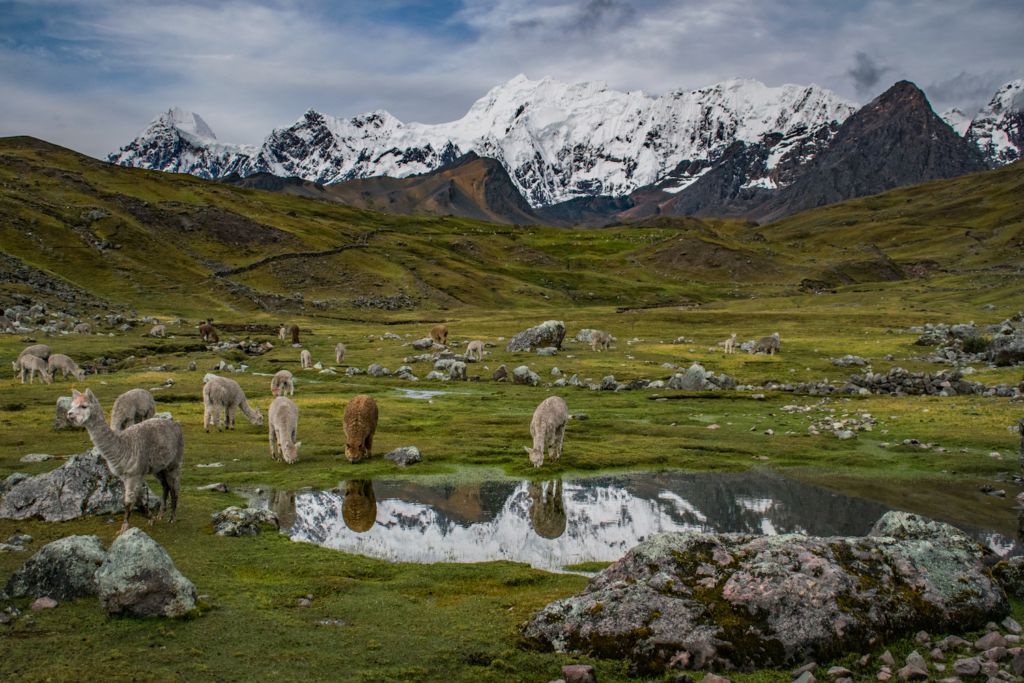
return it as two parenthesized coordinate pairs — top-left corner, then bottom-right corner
(283, 470), (1019, 572)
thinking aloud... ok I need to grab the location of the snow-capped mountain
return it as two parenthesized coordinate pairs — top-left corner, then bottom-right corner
(964, 79), (1024, 167)
(941, 107), (972, 136)
(109, 75), (858, 207)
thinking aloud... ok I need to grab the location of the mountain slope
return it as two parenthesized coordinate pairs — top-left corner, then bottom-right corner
(966, 79), (1024, 167)
(109, 76), (857, 208)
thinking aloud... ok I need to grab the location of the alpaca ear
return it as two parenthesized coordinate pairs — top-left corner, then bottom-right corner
(295, 441), (302, 448)
(86, 388), (96, 399)
(523, 446), (532, 454)
(72, 388), (81, 397)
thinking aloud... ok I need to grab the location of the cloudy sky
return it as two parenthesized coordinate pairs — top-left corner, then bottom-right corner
(1, 0), (1021, 159)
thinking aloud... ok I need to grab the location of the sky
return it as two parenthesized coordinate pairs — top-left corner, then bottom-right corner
(1, 0), (1021, 159)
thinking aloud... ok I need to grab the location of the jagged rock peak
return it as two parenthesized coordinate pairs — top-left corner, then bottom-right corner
(966, 78), (1024, 167)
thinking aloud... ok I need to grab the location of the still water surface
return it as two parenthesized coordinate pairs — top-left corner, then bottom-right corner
(241, 470), (1020, 573)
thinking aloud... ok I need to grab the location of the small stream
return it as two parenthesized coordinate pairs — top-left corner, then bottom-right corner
(240, 469), (1021, 573)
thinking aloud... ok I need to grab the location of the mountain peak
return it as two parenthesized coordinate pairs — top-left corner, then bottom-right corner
(164, 107), (217, 140)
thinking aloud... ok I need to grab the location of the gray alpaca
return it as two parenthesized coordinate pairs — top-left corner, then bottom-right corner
(66, 388), (184, 535)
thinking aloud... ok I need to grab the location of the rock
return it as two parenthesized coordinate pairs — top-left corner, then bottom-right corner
(570, 414), (589, 420)
(512, 366), (540, 386)
(187, 361), (196, 371)
(507, 321), (565, 352)
(0, 449), (159, 521)
(313, 362), (323, 370)
(5, 535), (106, 601)
(95, 528), (197, 618)
(197, 483), (229, 493)
(385, 447), (422, 468)
(20, 453), (56, 463)
(975, 632), (1008, 650)
(905, 651), (928, 670)
(792, 664), (817, 677)
(367, 364), (389, 377)
(930, 648), (944, 661)
(412, 338), (434, 351)
(7, 534), (31, 544)
(30, 597), (58, 611)
(53, 396), (76, 430)
(881, 652), (896, 666)
(1013, 653), (1024, 676)
(837, 430), (856, 440)
(493, 365), (509, 382)
(1004, 617), (1023, 635)
(574, 329), (597, 343)
(346, 367), (364, 376)
(560, 664), (597, 683)
(915, 630), (930, 643)
(537, 347), (558, 356)
(826, 667), (850, 678)
(981, 646), (1007, 661)
(701, 675), (732, 683)
(833, 355), (867, 367)
(937, 636), (969, 651)
(554, 378), (567, 387)
(449, 361), (467, 381)
(792, 673), (816, 683)
(568, 373), (582, 387)
(426, 371), (445, 381)
(211, 507), (279, 536)
(896, 665), (928, 681)
(953, 658), (980, 676)
(522, 511), (1008, 674)
(669, 675), (694, 683)
(550, 367), (562, 376)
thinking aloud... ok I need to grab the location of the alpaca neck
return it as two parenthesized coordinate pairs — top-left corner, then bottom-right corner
(83, 402), (129, 474)
(238, 399), (257, 421)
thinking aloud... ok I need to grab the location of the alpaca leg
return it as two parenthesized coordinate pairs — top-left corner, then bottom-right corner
(166, 465), (181, 523)
(365, 433), (374, 458)
(119, 481), (140, 535)
(204, 404), (211, 433)
(269, 423), (278, 460)
(227, 405), (237, 430)
(155, 471), (170, 521)
(555, 424), (565, 462)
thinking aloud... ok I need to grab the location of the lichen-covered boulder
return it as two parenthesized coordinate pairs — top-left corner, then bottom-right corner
(507, 321), (566, 352)
(449, 361), (467, 381)
(95, 528), (197, 618)
(568, 374), (582, 387)
(678, 364), (713, 390)
(412, 338), (434, 351)
(366, 364), (389, 377)
(993, 556), (1024, 599)
(600, 375), (617, 391)
(385, 446), (423, 468)
(513, 366), (540, 386)
(5, 535), (106, 601)
(574, 329), (597, 343)
(537, 347), (558, 357)
(493, 365), (509, 382)
(833, 356), (867, 367)
(0, 449), (159, 521)
(211, 506), (279, 536)
(54, 396), (76, 430)
(522, 511), (1007, 676)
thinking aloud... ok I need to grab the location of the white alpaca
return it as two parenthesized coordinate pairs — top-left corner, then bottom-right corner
(523, 396), (568, 468)
(271, 369), (294, 396)
(591, 331), (612, 352)
(73, 322), (91, 334)
(335, 342), (346, 364)
(300, 349), (312, 369)
(149, 324), (166, 337)
(19, 354), (53, 384)
(268, 396), (301, 463)
(278, 326), (287, 340)
(466, 340), (484, 361)
(14, 344), (51, 382)
(203, 376), (263, 432)
(110, 388), (156, 431)
(723, 333), (737, 354)
(47, 353), (85, 381)
(66, 388), (183, 535)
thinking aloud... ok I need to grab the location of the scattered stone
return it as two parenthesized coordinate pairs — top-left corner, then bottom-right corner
(833, 355), (867, 367)
(981, 646), (1007, 662)
(385, 447), (422, 468)
(551, 367), (561, 376)
(506, 320), (565, 352)
(1004, 617), (1023, 635)
(792, 664), (817, 677)
(560, 664), (597, 683)
(915, 631), (931, 643)
(5, 535), (106, 601)
(7, 534), (31, 544)
(512, 365), (540, 386)
(53, 396), (75, 430)
(953, 658), (980, 676)
(449, 361), (467, 381)
(881, 652), (896, 666)
(930, 649), (944, 661)
(537, 347), (558, 356)
(19, 453), (56, 463)
(937, 636), (969, 651)
(211, 507), (279, 536)
(493, 365), (509, 382)
(896, 665), (928, 681)
(707, 424), (720, 430)
(905, 651), (928, 670)
(1013, 653), (1024, 676)
(29, 597), (58, 611)
(792, 672), (816, 683)
(297, 597), (313, 607)
(976, 632), (1009, 650)
(570, 414), (589, 420)
(196, 483), (229, 493)
(701, 675), (732, 683)
(95, 528), (197, 617)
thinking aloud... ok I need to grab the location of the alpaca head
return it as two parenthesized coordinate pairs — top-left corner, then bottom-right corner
(523, 445), (544, 468)
(284, 441), (301, 464)
(67, 388), (96, 425)
(74, 368), (85, 381)
(252, 407), (264, 426)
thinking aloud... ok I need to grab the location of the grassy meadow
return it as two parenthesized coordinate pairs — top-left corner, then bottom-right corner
(1, 138), (1024, 681)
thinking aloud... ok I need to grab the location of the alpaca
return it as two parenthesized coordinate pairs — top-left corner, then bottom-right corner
(335, 342), (346, 364)
(749, 333), (781, 356)
(723, 333), (737, 354)
(524, 396), (568, 468)
(271, 369), (294, 396)
(268, 396), (301, 463)
(429, 324), (448, 345)
(342, 480), (377, 532)
(278, 326), (287, 340)
(343, 395), (378, 463)
(149, 324), (166, 337)
(203, 376), (263, 432)
(199, 322), (218, 343)
(466, 340), (484, 361)
(290, 324), (300, 344)
(18, 354), (53, 384)
(591, 330), (612, 352)
(72, 322), (91, 334)
(47, 353), (85, 381)
(0, 314), (14, 332)
(300, 349), (312, 369)
(14, 344), (51, 381)
(66, 388), (183, 535)
(110, 388), (156, 431)
(528, 480), (566, 540)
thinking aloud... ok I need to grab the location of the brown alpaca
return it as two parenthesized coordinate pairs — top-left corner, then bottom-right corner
(199, 322), (218, 343)
(343, 394), (378, 463)
(429, 324), (448, 345)
(290, 324), (300, 344)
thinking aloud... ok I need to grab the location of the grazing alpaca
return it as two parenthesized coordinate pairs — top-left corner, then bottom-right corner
(199, 322), (218, 343)
(19, 354), (53, 384)
(300, 349), (312, 369)
(66, 388), (183, 535)
(14, 344), (51, 381)
(278, 326), (287, 340)
(723, 333), (737, 354)
(149, 324), (166, 337)
(110, 388), (156, 431)
(271, 369), (294, 396)
(591, 330), (612, 352)
(290, 324), (300, 344)
(342, 480), (377, 532)
(466, 340), (484, 361)
(203, 376), (263, 432)
(524, 396), (568, 468)
(0, 314), (15, 332)
(47, 353), (85, 381)
(429, 324), (448, 345)
(749, 333), (781, 356)
(268, 396), (301, 463)
(72, 322), (91, 334)
(335, 342), (346, 364)
(343, 395), (378, 463)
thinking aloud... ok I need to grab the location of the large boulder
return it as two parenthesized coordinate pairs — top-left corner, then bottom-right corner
(679, 364), (713, 390)
(0, 449), (159, 521)
(53, 396), (77, 430)
(5, 535), (106, 601)
(574, 329), (597, 343)
(522, 511), (1007, 675)
(411, 338), (434, 350)
(513, 366), (540, 386)
(493, 365), (509, 382)
(211, 506), (279, 536)
(449, 361), (467, 381)
(385, 446), (423, 468)
(507, 321), (566, 353)
(94, 528), (197, 617)
(990, 332), (1024, 366)
(833, 355), (867, 367)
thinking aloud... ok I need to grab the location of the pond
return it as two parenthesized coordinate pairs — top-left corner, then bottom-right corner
(240, 470), (1022, 573)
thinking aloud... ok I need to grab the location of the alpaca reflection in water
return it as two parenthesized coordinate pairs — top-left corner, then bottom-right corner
(529, 480), (566, 540)
(343, 480), (378, 533)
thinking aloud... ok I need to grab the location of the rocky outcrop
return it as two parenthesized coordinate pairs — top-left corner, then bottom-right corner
(53, 396), (76, 430)
(507, 321), (565, 352)
(0, 449), (159, 521)
(211, 507), (279, 536)
(513, 366), (541, 386)
(95, 528), (197, 617)
(522, 511), (1007, 675)
(5, 535), (106, 601)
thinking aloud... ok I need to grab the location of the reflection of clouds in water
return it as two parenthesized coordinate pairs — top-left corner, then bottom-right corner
(986, 533), (1016, 558)
(736, 497), (773, 514)
(658, 491), (708, 523)
(761, 518), (777, 535)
